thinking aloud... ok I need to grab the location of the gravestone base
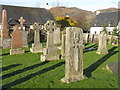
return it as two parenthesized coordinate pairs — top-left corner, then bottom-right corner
(1, 38), (11, 49)
(41, 54), (60, 61)
(30, 44), (43, 53)
(96, 51), (108, 54)
(23, 45), (28, 47)
(61, 75), (86, 83)
(10, 48), (24, 55)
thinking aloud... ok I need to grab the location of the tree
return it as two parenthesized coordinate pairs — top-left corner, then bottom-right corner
(55, 16), (77, 30)
(112, 27), (119, 36)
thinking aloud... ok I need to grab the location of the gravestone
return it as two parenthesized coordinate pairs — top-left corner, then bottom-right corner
(30, 22), (43, 53)
(1, 9), (11, 49)
(18, 17), (25, 30)
(54, 27), (61, 49)
(61, 27), (86, 83)
(10, 25), (24, 55)
(41, 20), (59, 61)
(18, 17), (28, 47)
(61, 30), (66, 59)
(88, 34), (94, 43)
(93, 34), (99, 44)
(96, 31), (108, 54)
(106, 62), (120, 74)
(83, 33), (89, 43)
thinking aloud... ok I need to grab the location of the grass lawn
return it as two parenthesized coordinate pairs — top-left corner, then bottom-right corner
(1, 43), (119, 88)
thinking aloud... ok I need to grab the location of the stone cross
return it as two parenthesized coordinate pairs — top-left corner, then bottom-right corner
(10, 25), (24, 55)
(96, 31), (108, 54)
(61, 27), (86, 83)
(30, 22), (43, 53)
(1, 9), (11, 49)
(18, 17), (25, 30)
(41, 20), (59, 61)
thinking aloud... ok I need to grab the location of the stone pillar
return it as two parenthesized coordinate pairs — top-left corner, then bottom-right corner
(61, 30), (66, 59)
(41, 20), (59, 61)
(18, 17), (28, 47)
(30, 22), (43, 53)
(96, 31), (108, 54)
(61, 27), (86, 83)
(10, 25), (24, 55)
(1, 9), (11, 49)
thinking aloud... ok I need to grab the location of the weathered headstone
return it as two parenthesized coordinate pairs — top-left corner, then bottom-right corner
(93, 34), (99, 44)
(96, 31), (108, 54)
(106, 62), (120, 74)
(88, 34), (94, 43)
(10, 25), (24, 55)
(61, 30), (66, 59)
(18, 17), (28, 47)
(1, 9), (11, 49)
(83, 33), (89, 43)
(54, 27), (61, 49)
(30, 22), (43, 53)
(61, 27), (86, 83)
(41, 20), (59, 61)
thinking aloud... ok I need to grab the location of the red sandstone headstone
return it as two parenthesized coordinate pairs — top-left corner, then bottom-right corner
(18, 17), (25, 30)
(10, 25), (24, 55)
(11, 26), (22, 49)
(1, 9), (9, 38)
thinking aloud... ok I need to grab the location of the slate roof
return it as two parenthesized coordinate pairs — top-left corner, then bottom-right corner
(0, 5), (56, 25)
(91, 12), (119, 27)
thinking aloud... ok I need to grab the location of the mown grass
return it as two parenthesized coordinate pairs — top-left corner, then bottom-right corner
(1, 43), (119, 88)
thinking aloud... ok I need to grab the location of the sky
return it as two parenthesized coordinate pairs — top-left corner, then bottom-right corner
(0, 0), (120, 11)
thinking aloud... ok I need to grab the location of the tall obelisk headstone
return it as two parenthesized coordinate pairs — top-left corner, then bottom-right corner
(18, 17), (28, 47)
(10, 25), (24, 55)
(1, 9), (11, 49)
(96, 31), (108, 54)
(30, 22), (43, 53)
(41, 20), (59, 61)
(61, 27), (86, 83)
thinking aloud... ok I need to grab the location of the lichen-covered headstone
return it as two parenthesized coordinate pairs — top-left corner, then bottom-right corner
(88, 34), (94, 43)
(83, 33), (89, 43)
(30, 22), (43, 53)
(1, 9), (11, 49)
(96, 31), (108, 54)
(18, 17), (28, 47)
(41, 20), (59, 61)
(54, 27), (61, 49)
(93, 34), (99, 44)
(61, 27), (86, 83)
(10, 25), (24, 55)
(61, 30), (66, 59)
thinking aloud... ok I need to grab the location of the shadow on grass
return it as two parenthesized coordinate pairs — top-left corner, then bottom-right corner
(2, 61), (65, 88)
(84, 46), (118, 78)
(2, 61), (49, 80)
(2, 64), (22, 71)
(84, 44), (98, 53)
(84, 43), (90, 46)
(0, 53), (10, 56)
(85, 44), (98, 49)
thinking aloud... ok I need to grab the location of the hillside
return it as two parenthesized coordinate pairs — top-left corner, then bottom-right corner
(50, 7), (118, 31)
